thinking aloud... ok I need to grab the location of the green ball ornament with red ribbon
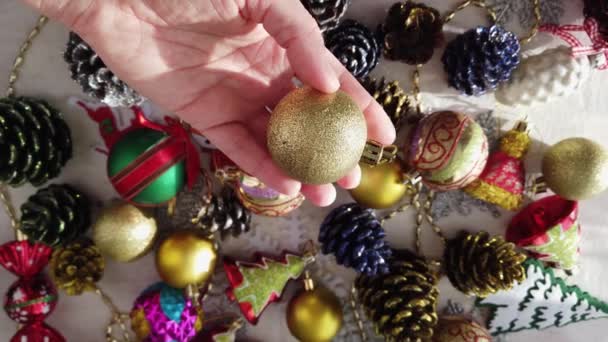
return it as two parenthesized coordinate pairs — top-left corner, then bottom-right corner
(107, 108), (201, 206)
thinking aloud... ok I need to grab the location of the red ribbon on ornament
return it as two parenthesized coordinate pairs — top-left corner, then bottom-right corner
(111, 108), (201, 200)
(540, 17), (608, 70)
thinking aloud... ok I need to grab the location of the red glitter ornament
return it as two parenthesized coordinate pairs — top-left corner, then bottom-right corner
(0, 240), (65, 341)
(11, 322), (66, 342)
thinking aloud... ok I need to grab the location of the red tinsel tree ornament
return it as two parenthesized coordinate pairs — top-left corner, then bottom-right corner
(0, 240), (65, 342)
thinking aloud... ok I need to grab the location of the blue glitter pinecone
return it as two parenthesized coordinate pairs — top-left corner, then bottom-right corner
(442, 25), (520, 96)
(318, 203), (392, 275)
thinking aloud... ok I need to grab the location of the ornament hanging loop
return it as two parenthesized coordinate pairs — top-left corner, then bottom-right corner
(361, 141), (398, 166)
(443, 0), (497, 25)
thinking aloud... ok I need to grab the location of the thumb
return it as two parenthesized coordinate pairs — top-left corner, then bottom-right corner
(242, 0), (340, 93)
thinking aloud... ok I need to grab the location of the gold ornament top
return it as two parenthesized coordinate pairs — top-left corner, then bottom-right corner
(267, 87), (367, 184)
(500, 122), (531, 159)
(542, 137), (608, 200)
(50, 238), (105, 296)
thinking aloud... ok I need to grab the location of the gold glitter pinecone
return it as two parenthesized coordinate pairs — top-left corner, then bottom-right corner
(361, 77), (410, 128)
(444, 231), (527, 297)
(50, 238), (105, 296)
(355, 249), (439, 341)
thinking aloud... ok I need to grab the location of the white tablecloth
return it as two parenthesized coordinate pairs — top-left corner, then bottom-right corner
(1, 1), (607, 341)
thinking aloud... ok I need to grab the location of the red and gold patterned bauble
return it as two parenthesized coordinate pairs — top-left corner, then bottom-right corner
(433, 316), (491, 342)
(408, 111), (488, 191)
(236, 174), (305, 217)
(4, 274), (58, 324)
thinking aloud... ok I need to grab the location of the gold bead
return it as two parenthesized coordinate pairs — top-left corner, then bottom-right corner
(93, 203), (157, 263)
(350, 160), (408, 209)
(267, 87), (367, 184)
(155, 231), (217, 288)
(287, 285), (343, 342)
(542, 137), (608, 200)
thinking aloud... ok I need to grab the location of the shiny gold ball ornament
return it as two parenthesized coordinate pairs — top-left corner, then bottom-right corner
(155, 231), (218, 288)
(93, 203), (157, 263)
(542, 137), (608, 200)
(267, 87), (367, 184)
(408, 111), (488, 191)
(350, 160), (408, 209)
(287, 280), (343, 342)
(433, 316), (491, 342)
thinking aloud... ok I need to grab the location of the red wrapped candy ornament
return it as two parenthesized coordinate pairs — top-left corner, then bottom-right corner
(0, 240), (65, 342)
(506, 195), (580, 270)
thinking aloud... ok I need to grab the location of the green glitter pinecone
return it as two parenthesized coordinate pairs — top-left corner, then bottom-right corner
(20, 184), (91, 247)
(0, 97), (72, 187)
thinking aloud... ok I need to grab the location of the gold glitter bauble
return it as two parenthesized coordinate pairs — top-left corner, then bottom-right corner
(350, 160), (408, 209)
(155, 231), (217, 288)
(542, 137), (608, 200)
(93, 203), (157, 263)
(267, 87), (367, 184)
(433, 316), (491, 342)
(287, 285), (343, 342)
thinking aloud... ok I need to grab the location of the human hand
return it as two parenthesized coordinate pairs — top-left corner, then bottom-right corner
(22, 0), (395, 206)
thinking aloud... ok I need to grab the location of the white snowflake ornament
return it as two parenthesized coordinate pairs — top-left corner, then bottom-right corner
(496, 46), (591, 107)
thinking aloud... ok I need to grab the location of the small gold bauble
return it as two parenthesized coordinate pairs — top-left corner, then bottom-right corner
(155, 231), (218, 288)
(93, 203), (157, 263)
(267, 87), (367, 184)
(433, 316), (491, 342)
(542, 137), (608, 200)
(350, 161), (408, 209)
(287, 285), (343, 342)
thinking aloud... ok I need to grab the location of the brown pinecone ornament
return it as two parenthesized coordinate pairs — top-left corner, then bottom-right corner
(50, 238), (105, 296)
(155, 178), (207, 231)
(361, 77), (410, 127)
(355, 250), (439, 341)
(584, 0), (608, 42)
(380, 2), (443, 65)
(444, 231), (527, 297)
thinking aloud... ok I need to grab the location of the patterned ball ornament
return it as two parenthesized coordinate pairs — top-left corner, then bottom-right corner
(433, 316), (491, 342)
(4, 274), (57, 324)
(408, 111), (488, 191)
(236, 174), (305, 217)
(130, 282), (203, 342)
(108, 128), (186, 206)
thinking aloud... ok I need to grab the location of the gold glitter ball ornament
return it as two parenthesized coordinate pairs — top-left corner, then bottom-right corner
(50, 238), (105, 296)
(155, 230), (218, 288)
(444, 231), (527, 298)
(93, 203), (157, 263)
(350, 160), (408, 209)
(287, 284), (343, 342)
(433, 316), (491, 342)
(267, 87), (367, 184)
(542, 137), (608, 200)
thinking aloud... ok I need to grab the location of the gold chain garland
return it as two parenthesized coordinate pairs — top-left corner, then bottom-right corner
(96, 287), (132, 342)
(6, 15), (48, 98)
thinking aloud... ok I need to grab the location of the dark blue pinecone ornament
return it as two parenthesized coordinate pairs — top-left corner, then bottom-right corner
(442, 25), (520, 96)
(325, 20), (380, 78)
(318, 203), (391, 275)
